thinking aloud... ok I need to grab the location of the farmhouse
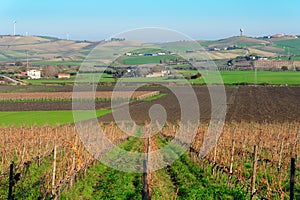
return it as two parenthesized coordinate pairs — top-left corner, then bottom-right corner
(21, 71), (28, 76)
(57, 73), (71, 79)
(162, 69), (171, 76)
(27, 69), (41, 79)
(145, 69), (171, 78)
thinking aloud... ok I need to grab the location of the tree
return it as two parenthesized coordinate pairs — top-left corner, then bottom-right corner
(152, 65), (162, 72)
(190, 72), (202, 79)
(15, 61), (23, 66)
(281, 66), (288, 71)
(18, 66), (27, 72)
(43, 65), (59, 77)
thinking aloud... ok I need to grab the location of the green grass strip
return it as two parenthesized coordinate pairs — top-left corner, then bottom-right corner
(0, 109), (112, 126)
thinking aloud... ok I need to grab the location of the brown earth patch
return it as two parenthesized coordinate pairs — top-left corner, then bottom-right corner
(1, 86), (299, 123)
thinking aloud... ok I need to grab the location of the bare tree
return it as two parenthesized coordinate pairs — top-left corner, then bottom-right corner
(43, 65), (59, 77)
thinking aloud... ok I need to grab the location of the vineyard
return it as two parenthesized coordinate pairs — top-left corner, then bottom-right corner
(0, 122), (129, 199)
(0, 121), (299, 199)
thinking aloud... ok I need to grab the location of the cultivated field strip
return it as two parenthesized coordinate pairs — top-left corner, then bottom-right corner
(0, 91), (160, 101)
(1, 87), (300, 123)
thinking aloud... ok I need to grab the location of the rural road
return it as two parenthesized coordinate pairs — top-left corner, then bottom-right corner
(0, 75), (24, 85)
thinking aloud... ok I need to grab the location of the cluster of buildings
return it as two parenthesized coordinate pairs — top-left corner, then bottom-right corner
(125, 51), (174, 57)
(208, 45), (243, 52)
(145, 69), (171, 78)
(13, 69), (41, 79)
(263, 34), (299, 39)
(14, 70), (70, 80)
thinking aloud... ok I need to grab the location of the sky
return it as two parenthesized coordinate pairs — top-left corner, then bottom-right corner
(0, 0), (299, 41)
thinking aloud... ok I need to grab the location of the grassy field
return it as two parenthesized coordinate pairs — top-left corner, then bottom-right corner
(270, 56), (300, 61)
(219, 70), (300, 84)
(179, 70), (300, 84)
(118, 55), (178, 65)
(26, 77), (76, 84)
(32, 60), (83, 66)
(0, 109), (112, 126)
(274, 38), (300, 55)
(25, 70), (300, 85)
(26, 73), (115, 84)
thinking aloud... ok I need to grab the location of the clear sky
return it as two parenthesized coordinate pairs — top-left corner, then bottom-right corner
(0, 0), (299, 40)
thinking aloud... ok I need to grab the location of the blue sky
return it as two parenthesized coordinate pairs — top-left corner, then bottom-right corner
(0, 0), (299, 40)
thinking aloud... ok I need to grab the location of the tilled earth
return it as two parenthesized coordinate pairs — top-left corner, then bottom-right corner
(1, 86), (300, 123)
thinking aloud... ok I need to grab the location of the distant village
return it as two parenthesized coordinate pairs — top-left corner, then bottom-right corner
(0, 62), (78, 84)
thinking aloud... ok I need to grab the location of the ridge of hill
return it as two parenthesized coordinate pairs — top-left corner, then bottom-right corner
(1, 35), (300, 65)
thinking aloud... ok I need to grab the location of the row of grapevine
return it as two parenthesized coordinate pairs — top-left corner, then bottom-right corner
(1, 121), (299, 199)
(159, 121), (299, 199)
(0, 122), (129, 199)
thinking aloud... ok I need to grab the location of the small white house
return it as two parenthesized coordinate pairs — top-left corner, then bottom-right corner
(162, 70), (171, 76)
(27, 70), (41, 79)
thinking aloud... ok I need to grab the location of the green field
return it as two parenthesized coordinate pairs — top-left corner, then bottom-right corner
(25, 70), (300, 85)
(26, 73), (115, 84)
(0, 109), (112, 126)
(270, 56), (300, 61)
(219, 70), (300, 84)
(26, 77), (76, 84)
(179, 70), (300, 85)
(105, 70), (300, 84)
(32, 60), (83, 66)
(274, 38), (300, 55)
(118, 55), (178, 65)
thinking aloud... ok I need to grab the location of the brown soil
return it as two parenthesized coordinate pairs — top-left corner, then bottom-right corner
(1, 86), (299, 123)
(226, 87), (300, 122)
(0, 91), (158, 100)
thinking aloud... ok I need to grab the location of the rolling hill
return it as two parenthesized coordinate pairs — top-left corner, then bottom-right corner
(199, 36), (270, 48)
(0, 35), (95, 64)
(1, 35), (300, 66)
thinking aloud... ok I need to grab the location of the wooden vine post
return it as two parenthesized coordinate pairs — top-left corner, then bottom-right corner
(8, 162), (14, 200)
(142, 127), (151, 200)
(250, 145), (258, 200)
(229, 134), (236, 174)
(51, 129), (57, 197)
(212, 142), (218, 175)
(290, 158), (296, 200)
